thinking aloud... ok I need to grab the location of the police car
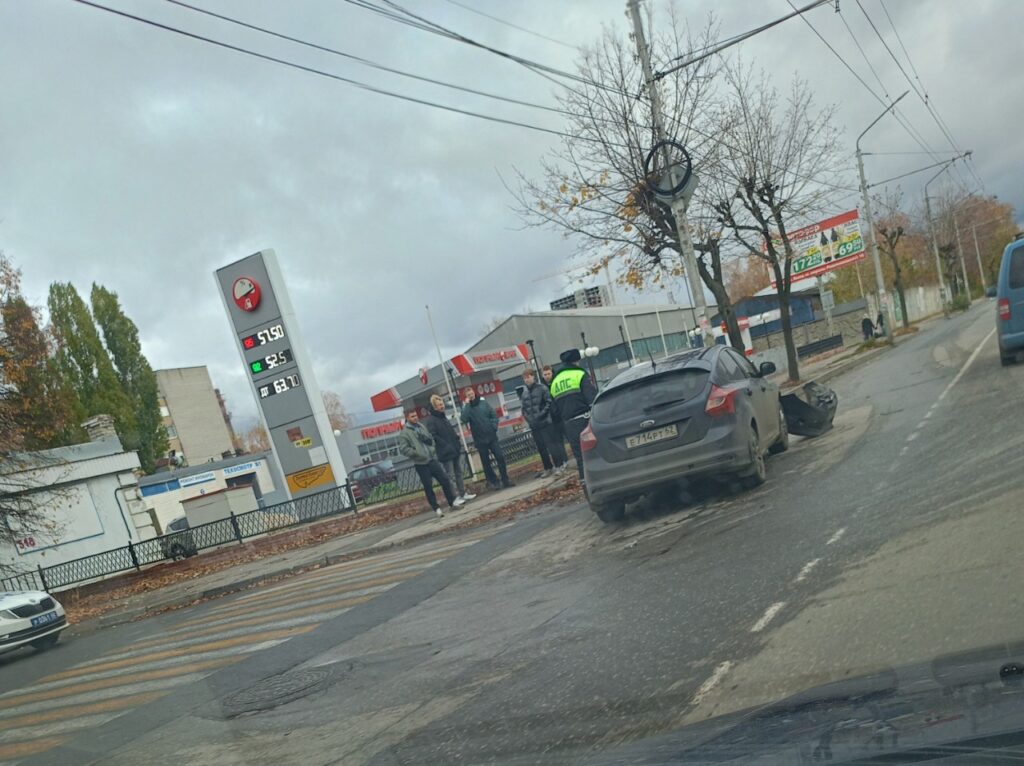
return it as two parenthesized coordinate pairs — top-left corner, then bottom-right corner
(0, 590), (68, 654)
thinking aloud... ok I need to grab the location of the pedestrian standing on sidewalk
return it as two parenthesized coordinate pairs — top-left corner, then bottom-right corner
(398, 409), (463, 518)
(861, 314), (875, 341)
(425, 394), (476, 503)
(550, 349), (598, 482)
(520, 369), (567, 477)
(460, 388), (514, 490)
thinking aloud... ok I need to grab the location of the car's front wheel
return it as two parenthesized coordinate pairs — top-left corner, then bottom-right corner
(740, 428), (767, 489)
(591, 499), (626, 524)
(769, 403), (790, 454)
(31, 633), (60, 651)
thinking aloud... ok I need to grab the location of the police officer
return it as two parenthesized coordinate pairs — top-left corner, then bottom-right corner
(550, 348), (598, 481)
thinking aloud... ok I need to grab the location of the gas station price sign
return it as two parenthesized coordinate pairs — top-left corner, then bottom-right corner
(258, 373), (301, 399)
(242, 323), (285, 350)
(250, 349), (294, 375)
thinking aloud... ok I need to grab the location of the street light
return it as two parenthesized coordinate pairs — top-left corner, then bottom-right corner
(924, 152), (972, 315)
(857, 91), (908, 340)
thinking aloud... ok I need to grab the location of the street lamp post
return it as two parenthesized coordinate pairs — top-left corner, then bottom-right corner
(857, 91), (908, 340)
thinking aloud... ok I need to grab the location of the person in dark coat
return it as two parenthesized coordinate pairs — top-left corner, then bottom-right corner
(550, 349), (598, 481)
(460, 388), (514, 490)
(425, 394), (476, 503)
(861, 314), (875, 340)
(520, 368), (567, 478)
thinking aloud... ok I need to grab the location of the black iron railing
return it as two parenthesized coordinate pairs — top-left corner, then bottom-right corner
(1, 429), (546, 593)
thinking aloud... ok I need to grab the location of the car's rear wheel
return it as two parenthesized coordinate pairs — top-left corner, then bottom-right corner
(31, 633), (60, 651)
(769, 403), (790, 454)
(740, 428), (767, 489)
(591, 499), (626, 524)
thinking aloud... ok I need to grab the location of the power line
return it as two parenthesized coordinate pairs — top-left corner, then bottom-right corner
(866, 155), (969, 189)
(439, 0), (579, 51)
(160, 0), (580, 120)
(654, 0), (830, 81)
(70, 0), (632, 149)
(854, 0), (978, 190)
(786, 1), (948, 173)
(837, 9), (889, 99)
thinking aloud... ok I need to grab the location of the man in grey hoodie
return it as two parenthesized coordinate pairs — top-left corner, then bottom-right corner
(398, 409), (463, 518)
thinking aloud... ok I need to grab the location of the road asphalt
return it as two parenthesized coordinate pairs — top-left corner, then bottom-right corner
(1, 301), (1020, 765)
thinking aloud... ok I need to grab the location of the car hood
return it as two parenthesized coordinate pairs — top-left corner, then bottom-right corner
(586, 642), (1024, 765)
(0, 591), (52, 610)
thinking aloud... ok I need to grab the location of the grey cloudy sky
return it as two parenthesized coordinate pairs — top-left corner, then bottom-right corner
(3, 0), (1020, 431)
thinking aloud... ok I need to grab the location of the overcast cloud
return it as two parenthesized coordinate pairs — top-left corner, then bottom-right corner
(3, 0), (1021, 431)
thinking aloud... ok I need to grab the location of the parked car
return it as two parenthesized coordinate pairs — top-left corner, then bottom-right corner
(160, 516), (198, 559)
(349, 460), (398, 502)
(581, 346), (788, 523)
(0, 590), (68, 654)
(996, 237), (1024, 366)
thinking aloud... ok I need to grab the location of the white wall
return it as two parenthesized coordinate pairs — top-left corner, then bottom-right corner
(144, 459), (277, 531)
(0, 470), (138, 573)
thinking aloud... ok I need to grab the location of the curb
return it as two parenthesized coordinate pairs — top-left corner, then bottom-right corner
(73, 477), (578, 633)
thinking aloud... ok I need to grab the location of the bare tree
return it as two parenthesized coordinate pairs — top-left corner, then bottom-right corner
(873, 188), (910, 329)
(710, 65), (848, 381)
(509, 14), (747, 350)
(322, 390), (354, 432)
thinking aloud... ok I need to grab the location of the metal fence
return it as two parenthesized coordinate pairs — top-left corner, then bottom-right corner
(0, 484), (355, 593)
(0, 430), (546, 594)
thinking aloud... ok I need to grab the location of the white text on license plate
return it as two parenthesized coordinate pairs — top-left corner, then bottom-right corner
(626, 424), (678, 449)
(31, 611), (58, 627)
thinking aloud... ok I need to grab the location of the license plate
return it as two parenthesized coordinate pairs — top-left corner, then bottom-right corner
(626, 424), (678, 449)
(30, 611), (58, 627)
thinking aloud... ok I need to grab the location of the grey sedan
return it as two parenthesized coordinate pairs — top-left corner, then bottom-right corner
(581, 346), (788, 523)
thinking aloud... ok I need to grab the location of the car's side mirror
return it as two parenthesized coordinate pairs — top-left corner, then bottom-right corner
(986, 286), (998, 298)
(758, 361), (777, 377)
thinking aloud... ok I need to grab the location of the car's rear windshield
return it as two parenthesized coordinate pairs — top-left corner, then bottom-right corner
(592, 370), (709, 423)
(1009, 247), (1024, 290)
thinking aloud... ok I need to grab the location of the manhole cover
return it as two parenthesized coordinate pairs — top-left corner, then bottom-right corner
(221, 668), (331, 717)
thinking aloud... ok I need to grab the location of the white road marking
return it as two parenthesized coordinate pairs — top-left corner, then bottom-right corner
(916, 421), (928, 430)
(827, 528), (846, 545)
(924, 410), (934, 419)
(685, 660), (734, 704)
(795, 558), (821, 583)
(750, 602), (786, 633)
(906, 431), (919, 442)
(888, 462), (899, 473)
(937, 327), (996, 403)
(899, 446), (909, 456)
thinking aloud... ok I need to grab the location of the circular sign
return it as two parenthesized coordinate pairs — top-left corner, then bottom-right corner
(418, 367), (429, 385)
(643, 139), (693, 200)
(232, 277), (262, 312)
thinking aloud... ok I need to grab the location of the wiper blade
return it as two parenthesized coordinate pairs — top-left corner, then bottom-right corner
(643, 397), (689, 412)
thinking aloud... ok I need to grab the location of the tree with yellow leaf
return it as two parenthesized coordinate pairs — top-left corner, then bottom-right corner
(509, 13), (747, 350)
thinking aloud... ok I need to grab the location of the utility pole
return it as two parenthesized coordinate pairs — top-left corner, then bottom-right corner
(953, 215), (971, 301)
(856, 91), (907, 340)
(626, 0), (715, 349)
(425, 305), (476, 475)
(923, 194), (949, 317)
(972, 225), (988, 292)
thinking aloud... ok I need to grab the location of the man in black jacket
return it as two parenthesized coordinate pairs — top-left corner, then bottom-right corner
(425, 394), (476, 503)
(550, 349), (598, 480)
(521, 369), (566, 477)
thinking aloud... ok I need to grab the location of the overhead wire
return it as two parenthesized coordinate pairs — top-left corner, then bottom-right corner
(160, 0), (591, 122)
(438, 0), (579, 51)
(69, 0), (634, 149)
(654, 0), (831, 82)
(854, 0), (980, 190)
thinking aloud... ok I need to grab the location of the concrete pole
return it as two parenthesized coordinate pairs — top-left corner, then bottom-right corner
(953, 215), (971, 301)
(655, 307), (669, 358)
(816, 275), (835, 337)
(626, 0), (714, 349)
(924, 194), (949, 317)
(972, 225), (988, 292)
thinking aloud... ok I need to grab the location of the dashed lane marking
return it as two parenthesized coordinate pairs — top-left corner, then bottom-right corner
(827, 528), (846, 545)
(750, 602), (786, 633)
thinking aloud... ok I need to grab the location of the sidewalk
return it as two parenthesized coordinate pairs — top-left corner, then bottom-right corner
(72, 469), (581, 633)
(769, 339), (887, 393)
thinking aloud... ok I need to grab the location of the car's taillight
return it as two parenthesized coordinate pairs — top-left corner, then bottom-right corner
(705, 384), (737, 416)
(580, 423), (598, 452)
(999, 298), (1011, 321)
